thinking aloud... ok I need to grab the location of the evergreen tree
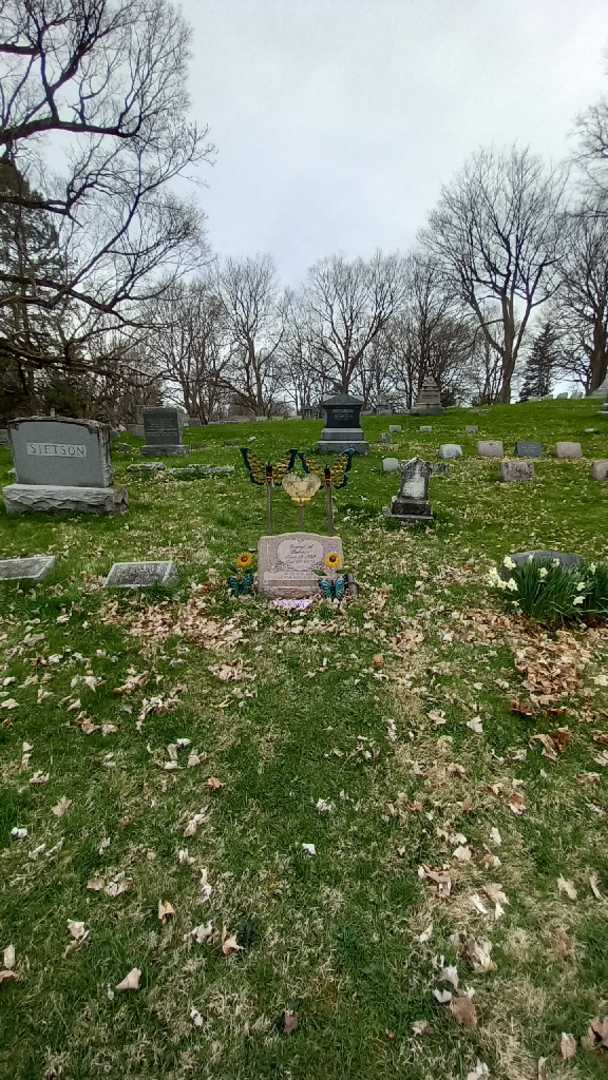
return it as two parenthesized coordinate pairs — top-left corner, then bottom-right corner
(519, 321), (560, 401)
(0, 154), (68, 411)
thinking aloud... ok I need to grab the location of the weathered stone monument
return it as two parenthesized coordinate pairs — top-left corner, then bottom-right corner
(142, 407), (190, 457)
(515, 440), (543, 458)
(384, 456), (433, 524)
(500, 460), (534, 483)
(555, 441), (582, 459)
(591, 461), (608, 481)
(2, 417), (128, 515)
(410, 377), (442, 416)
(0, 555), (56, 582)
(104, 560), (179, 589)
(478, 440), (504, 458)
(316, 392), (368, 455)
(439, 444), (462, 460)
(257, 532), (344, 598)
(382, 457), (400, 473)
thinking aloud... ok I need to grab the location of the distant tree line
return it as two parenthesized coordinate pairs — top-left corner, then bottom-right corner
(1, 1), (608, 422)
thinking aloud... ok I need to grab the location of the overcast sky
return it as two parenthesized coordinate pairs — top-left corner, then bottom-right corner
(183, 0), (608, 283)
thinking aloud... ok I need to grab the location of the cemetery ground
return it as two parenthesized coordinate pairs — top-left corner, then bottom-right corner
(0, 400), (607, 1080)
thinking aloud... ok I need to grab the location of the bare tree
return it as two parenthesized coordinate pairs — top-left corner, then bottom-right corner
(144, 275), (229, 422)
(574, 88), (608, 215)
(304, 251), (408, 395)
(422, 146), (566, 402)
(218, 255), (284, 416)
(0, 0), (213, 381)
(552, 211), (608, 392)
(279, 289), (333, 413)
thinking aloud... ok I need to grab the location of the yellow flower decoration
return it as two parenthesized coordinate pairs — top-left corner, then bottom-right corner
(324, 551), (343, 572)
(235, 552), (254, 571)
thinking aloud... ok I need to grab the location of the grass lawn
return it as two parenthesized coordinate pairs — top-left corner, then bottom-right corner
(0, 399), (607, 1080)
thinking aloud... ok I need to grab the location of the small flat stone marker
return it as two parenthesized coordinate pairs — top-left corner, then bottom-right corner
(379, 432), (393, 445)
(465, 425), (478, 434)
(382, 457), (400, 473)
(418, 425), (433, 433)
(591, 460), (608, 481)
(439, 444), (462, 460)
(555, 441), (582, 459)
(388, 425), (402, 433)
(0, 555), (56, 582)
(104, 561), (179, 589)
(515, 440), (543, 458)
(500, 460), (534, 483)
(478, 440), (504, 458)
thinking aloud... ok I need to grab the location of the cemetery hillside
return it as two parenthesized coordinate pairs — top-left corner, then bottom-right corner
(2, 2), (608, 1078)
(1, 398), (607, 1080)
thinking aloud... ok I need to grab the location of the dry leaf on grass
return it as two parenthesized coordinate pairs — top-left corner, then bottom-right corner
(183, 809), (209, 837)
(560, 1032), (577, 1059)
(158, 899), (175, 923)
(582, 1016), (608, 1051)
(51, 797), (72, 818)
(221, 928), (242, 957)
(0, 970), (18, 985)
(466, 1062), (489, 1080)
(589, 873), (603, 899)
(418, 864), (452, 897)
(412, 1019), (432, 1036)
(283, 1009), (299, 1035)
(116, 967), (141, 991)
(450, 993), (477, 1029)
(67, 920), (88, 941)
(206, 777), (224, 791)
(188, 922), (214, 945)
(557, 876), (578, 901)
(463, 938), (495, 973)
(190, 1006), (204, 1028)
(3, 945), (15, 970)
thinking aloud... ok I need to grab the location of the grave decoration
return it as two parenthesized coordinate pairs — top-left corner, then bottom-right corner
(384, 456), (433, 524)
(281, 471), (321, 528)
(299, 449), (354, 533)
(3, 416), (127, 516)
(318, 549), (347, 601)
(228, 552), (255, 597)
(240, 447), (298, 532)
(257, 532), (345, 599)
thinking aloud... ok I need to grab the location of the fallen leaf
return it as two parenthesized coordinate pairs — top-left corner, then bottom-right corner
(301, 843), (316, 856)
(589, 873), (602, 899)
(582, 1015), (608, 1051)
(453, 844), (472, 862)
(433, 988), (452, 1004)
(560, 1032), (577, 1060)
(189, 922), (214, 945)
(283, 1009), (298, 1034)
(3, 945), (15, 970)
(450, 993), (478, 1029)
(557, 876), (578, 901)
(467, 1062), (489, 1080)
(463, 937), (495, 973)
(221, 929), (242, 957)
(51, 797), (72, 818)
(67, 920), (88, 941)
(0, 970), (18, 985)
(417, 923), (433, 944)
(115, 967), (141, 991)
(508, 792), (526, 815)
(466, 717), (484, 734)
(439, 964), (459, 989)
(190, 1006), (204, 1028)
(412, 1019), (432, 1036)
(158, 899), (175, 924)
(183, 809), (208, 837)
(206, 777), (224, 791)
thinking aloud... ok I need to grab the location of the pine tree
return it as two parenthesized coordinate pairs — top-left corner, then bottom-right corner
(0, 154), (67, 411)
(519, 321), (560, 401)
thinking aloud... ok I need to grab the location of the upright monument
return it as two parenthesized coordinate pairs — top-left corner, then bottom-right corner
(316, 392), (369, 455)
(3, 416), (128, 515)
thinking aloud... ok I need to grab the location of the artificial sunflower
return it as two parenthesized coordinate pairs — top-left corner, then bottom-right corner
(323, 551), (343, 573)
(235, 552), (254, 571)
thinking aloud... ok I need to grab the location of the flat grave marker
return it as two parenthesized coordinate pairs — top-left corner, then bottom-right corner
(0, 555), (56, 582)
(257, 532), (344, 598)
(104, 561), (179, 589)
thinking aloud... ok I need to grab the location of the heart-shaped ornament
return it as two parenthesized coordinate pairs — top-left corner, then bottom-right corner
(282, 473), (321, 503)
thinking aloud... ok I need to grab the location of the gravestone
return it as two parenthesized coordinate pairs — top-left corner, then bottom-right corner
(465, 425), (478, 435)
(104, 561), (179, 589)
(389, 424), (402, 433)
(515, 440), (543, 458)
(384, 456), (433, 523)
(375, 398), (394, 415)
(439, 444), (462, 460)
(418, 425), (433, 433)
(166, 464), (234, 479)
(316, 392), (368, 455)
(2, 417), (128, 516)
(431, 462), (452, 477)
(591, 460), (608, 481)
(379, 431), (393, 445)
(0, 555), (56, 582)
(500, 460), (534, 483)
(142, 407), (190, 457)
(127, 462), (166, 477)
(589, 377), (608, 399)
(478, 440), (504, 458)
(500, 551), (582, 580)
(555, 441), (582, 459)
(257, 532), (344, 598)
(382, 457), (400, 473)
(410, 377), (442, 416)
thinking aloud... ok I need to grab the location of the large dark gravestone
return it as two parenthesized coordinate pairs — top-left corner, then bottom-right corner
(316, 392), (369, 455)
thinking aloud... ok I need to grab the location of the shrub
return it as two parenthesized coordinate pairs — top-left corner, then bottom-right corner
(489, 556), (608, 626)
